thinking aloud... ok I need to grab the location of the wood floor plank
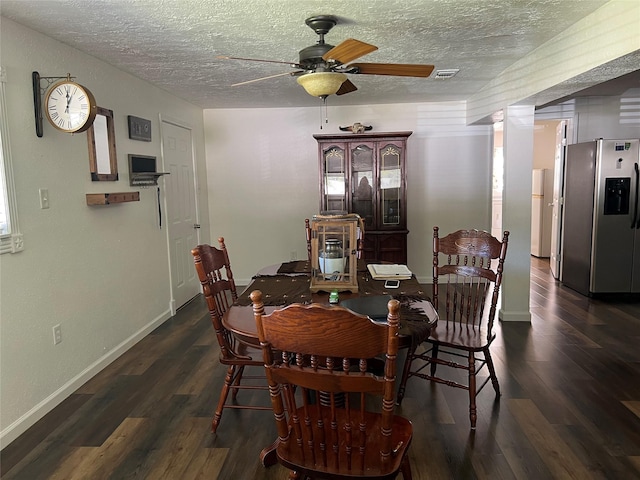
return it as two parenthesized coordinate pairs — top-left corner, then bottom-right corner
(180, 446), (229, 480)
(49, 417), (149, 480)
(144, 417), (222, 479)
(623, 400), (640, 418)
(507, 398), (595, 479)
(175, 342), (219, 396)
(0, 393), (91, 476)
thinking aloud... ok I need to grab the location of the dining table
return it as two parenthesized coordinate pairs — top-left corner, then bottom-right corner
(222, 258), (438, 467)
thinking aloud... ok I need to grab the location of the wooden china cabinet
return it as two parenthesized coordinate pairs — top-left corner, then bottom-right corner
(314, 131), (412, 264)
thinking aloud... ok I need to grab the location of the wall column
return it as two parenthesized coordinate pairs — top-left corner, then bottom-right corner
(500, 105), (534, 322)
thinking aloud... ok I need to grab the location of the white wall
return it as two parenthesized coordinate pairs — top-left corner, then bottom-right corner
(533, 121), (560, 170)
(0, 18), (209, 446)
(574, 89), (640, 141)
(203, 102), (494, 285)
(536, 89), (640, 142)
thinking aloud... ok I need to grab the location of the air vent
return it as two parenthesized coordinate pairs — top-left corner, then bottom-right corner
(434, 69), (459, 79)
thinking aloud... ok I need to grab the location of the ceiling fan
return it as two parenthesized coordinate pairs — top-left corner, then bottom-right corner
(218, 15), (435, 98)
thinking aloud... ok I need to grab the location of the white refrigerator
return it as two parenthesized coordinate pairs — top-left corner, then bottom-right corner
(531, 168), (553, 257)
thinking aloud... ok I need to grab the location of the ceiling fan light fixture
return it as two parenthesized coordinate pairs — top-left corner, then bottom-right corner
(297, 72), (347, 97)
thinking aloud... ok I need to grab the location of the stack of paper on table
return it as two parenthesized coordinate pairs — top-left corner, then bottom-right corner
(366, 264), (413, 280)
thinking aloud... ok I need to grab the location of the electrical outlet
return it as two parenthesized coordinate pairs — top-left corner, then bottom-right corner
(39, 188), (50, 209)
(290, 251), (297, 261)
(52, 324), (62, 345)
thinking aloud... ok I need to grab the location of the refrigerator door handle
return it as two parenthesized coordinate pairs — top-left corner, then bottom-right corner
(633, 163), (639, 229)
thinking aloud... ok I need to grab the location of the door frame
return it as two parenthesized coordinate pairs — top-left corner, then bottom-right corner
(534, 110), (577, 279)
(159, 114), (201, 315)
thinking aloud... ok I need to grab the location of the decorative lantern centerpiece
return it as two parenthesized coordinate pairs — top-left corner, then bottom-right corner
(310, 213), (362, 293)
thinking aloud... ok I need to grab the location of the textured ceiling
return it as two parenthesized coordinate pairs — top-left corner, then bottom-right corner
(1, 0), (633, 109)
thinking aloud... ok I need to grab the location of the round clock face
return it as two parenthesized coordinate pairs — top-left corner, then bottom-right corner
(44, 80), (97, 133)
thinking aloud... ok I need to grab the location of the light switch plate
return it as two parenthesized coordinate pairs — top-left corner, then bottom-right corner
(39, 188), (49, 209)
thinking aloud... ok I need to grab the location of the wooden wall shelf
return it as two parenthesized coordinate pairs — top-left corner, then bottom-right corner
(86, 192), (140, 206)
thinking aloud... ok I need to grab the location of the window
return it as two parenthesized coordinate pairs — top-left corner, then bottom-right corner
(0, 67), (23, 254)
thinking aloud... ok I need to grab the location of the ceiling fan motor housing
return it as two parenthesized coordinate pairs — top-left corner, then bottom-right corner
(300, 15), (340, 70)
(299, 43), (335, 70)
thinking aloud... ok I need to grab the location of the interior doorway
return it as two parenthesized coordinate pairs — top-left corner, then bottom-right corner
(492, 119), (572, 280)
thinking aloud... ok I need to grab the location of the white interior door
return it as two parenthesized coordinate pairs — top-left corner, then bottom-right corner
(549, 120), (567, 279)
(162, 120), (200, 313)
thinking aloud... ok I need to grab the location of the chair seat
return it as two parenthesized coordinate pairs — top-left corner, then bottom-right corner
(427, 323), (495, 351)
(220, 339), (264, 365)
(277, 407), (412, 479)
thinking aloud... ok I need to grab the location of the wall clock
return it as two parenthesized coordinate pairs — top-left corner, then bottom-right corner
(44, 79), (97, 133)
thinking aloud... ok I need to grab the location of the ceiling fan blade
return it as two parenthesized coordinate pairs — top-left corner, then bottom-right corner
(231, 71), (302, 87)
(336, 79), (358, 96)
(322, 39), (378, 65)
(217, 55), (298, 67)
(349, 63), (435, 77)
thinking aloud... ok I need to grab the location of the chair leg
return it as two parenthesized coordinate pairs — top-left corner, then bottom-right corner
(231, 365), (245, 400)
(212, 364), (236, 433)
(396, 343), (418, 405)
(400, 454), (413, 480)
(468, 353), (477, 429)
(429, 342), (439, 376)
(484, 347), (501, 397)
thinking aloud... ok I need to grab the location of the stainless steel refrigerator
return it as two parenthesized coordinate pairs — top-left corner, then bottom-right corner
(561, 139), (640, 295)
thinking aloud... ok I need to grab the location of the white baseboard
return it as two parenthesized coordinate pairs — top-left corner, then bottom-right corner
(0, 309), (172, 449)
(498, 309), (532, 322)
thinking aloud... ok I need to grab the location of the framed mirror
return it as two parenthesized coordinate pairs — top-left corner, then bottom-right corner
(87, 107), (118, 181)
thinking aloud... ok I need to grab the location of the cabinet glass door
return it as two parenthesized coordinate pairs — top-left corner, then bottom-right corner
(322, 145), (346, 213)
(379, 143), (402, 227)
(350, 143), (375, 228)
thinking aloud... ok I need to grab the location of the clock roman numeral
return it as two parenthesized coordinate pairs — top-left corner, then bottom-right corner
(55, 87), (63, 96)
(78, 95), (85, 101)
(81, 104), (88, 110)
(57, 118), (64, 127)
(50, 112), (59, 120)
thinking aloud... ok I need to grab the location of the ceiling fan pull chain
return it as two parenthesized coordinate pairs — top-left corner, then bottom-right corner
(323, 96), (329, 128)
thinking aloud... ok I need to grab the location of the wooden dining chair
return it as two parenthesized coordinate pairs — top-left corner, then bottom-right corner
(305, 218), (312, 261)
(396, 227), (509, 429)
(251, 290), (413, 480)
(191, 238), (270, 433)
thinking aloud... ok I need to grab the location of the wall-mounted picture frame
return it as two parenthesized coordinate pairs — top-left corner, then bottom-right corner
(127, 115), (151, 142)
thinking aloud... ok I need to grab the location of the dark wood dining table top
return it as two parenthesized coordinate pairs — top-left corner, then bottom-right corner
(223, 260), (438, 348)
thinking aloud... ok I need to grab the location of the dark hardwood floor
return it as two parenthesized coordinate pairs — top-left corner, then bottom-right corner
(2, 257), (640, 479)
